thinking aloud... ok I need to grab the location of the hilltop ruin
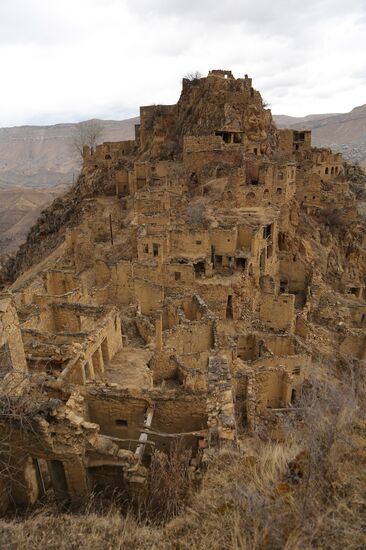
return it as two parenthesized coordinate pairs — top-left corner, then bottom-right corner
(0, 70), (365, 512)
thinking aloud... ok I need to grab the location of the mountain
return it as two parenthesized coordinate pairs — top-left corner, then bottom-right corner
(274, 112), (340, 127)
(0, 117), (138, 189)
(1, 71), (365, 548)
(1, 104), (366, 256)
(0, 117), (137, 255)
(2, 105), (366, 190)
(274, 104), (366, 168)
(0, 184), (69, 258)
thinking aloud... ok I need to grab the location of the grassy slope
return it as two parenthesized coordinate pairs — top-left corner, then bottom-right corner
(1, 375), (365, 550)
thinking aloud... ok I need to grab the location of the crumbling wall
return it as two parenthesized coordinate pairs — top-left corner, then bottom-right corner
(249, 366), (293, 417)
(259, 294), (295, 332)
(150, 395), (208, 453)
(170, 230), (210, 259)
(279, 257), (308, 294)
(110, 261), (133, 305)
(46, 270), (79, 296)
(164, 320), (214, 354)
(207, 356), (236, 444)
(87, 393), (149, 450)
(134, 278), (164, 315)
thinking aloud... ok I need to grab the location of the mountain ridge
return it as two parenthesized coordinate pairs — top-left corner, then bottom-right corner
(274, 104), (366, 167)
(0, 116), (139, 188)
(1, 104), (366, 256)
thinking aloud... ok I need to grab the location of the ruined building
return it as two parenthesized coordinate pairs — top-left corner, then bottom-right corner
(0, 70), (365, 512)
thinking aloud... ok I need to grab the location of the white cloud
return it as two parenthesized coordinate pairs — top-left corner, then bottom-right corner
(0, 0), (365, 125)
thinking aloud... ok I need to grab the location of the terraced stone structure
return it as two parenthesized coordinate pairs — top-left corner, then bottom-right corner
(0, 70), (365, 512)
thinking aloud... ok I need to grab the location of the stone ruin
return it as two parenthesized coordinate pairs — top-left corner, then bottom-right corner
(0, 70), (365, 512)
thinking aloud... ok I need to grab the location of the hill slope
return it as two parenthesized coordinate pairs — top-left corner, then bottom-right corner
(0, 185), (69, 257)
(0, 117), (137, 254)
(0, 117), (138, 189)
(274, 104), (366, 167)
(1, 105), (366, 255)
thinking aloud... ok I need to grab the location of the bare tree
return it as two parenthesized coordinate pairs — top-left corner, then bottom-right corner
(184, 71), (203, 82)
(71, 120), (104, 159)
(0, 369), (56, 507)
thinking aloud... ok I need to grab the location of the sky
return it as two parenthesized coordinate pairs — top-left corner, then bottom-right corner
(0, 0), (365, 127)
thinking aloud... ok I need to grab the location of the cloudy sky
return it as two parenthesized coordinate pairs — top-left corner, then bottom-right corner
(0, 0), (365, 127)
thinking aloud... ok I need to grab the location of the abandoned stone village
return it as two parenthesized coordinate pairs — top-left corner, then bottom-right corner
(0, 70), (365, 513)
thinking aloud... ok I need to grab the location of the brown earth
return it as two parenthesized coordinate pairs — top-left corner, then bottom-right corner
(0, 185), (69, 258)
(0, 118), (138, 189)
(1, 104), (366, 255)
(0, 118), (137, 254)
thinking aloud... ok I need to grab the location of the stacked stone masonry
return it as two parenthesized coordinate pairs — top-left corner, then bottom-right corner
(0, 70), (365, 511)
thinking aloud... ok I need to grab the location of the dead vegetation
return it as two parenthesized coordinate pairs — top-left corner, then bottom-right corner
(0, 380), (51, 490)
(143, 440), (193, 523)
(184, 71), (203, 82)
(1, 70), (366, 548)
(71, 120), (104, 160)
(0, 372), (364, 550)
(321, 206), (349, 233)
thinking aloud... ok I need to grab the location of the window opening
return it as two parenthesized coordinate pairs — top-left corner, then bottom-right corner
(115, 419), (128, 427)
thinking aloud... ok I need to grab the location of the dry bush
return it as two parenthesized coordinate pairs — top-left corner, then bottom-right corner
(164, 444), (301, 550)
(0, 378), (58, 498)
(163, 374), (366, 550)
(71, 120), (104, 159)
(0, 510), (164, 550)
(184, 71), (203, 82)
(186, 200), (207, 226)
(143, 439), (192, 524)
(321, 207), (348, 233)
(0, 374), (365, 549)
(0, 389), (36, 485)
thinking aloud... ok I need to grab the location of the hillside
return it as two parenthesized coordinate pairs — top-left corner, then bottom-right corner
(1, 105), (366, 256)
(0, 117), (138, 189)
(0, 118), (137, 254)
(0, 69), (365, 550)
(1, 106), (365, 191)
(0, 184), (68, 258)
(274, 112), (339, 126)
(274, 104), (366, 167)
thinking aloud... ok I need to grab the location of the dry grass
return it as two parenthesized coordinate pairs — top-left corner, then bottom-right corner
(0, 374), (365, 549)
(143, 440), (193, 523)
(0, 510), (163, 550)
(186, 199), (207, 225)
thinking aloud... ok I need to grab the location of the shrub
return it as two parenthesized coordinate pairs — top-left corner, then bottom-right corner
(184, 71), (203, 82)
(143, 439), (192, 523)
(186, 200), (207, 225)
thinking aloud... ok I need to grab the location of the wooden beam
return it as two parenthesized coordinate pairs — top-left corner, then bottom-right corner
(135, 407), (154, 462)
(138, 427), (208, 438)
(109, 214), (114, 245)
(101, 434), (155, 448)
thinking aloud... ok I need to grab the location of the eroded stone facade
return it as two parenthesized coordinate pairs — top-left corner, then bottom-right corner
(0, 70), (365, 512)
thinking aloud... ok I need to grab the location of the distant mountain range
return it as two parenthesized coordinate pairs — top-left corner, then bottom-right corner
(1, 106), (365, 191)
(0, 117), (138, 256)
(1, 105), (365, 256)
(0, 117), (139, 189)
(273, 104), (366, 168)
